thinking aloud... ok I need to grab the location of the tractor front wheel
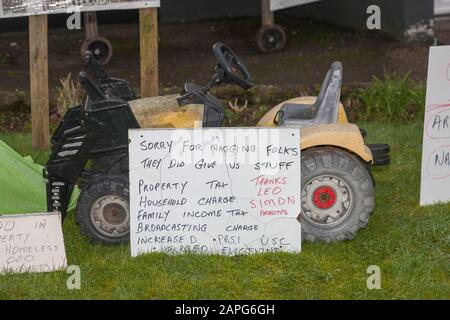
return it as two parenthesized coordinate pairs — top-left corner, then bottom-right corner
(301, 147), (375, 243)
(76, 174), (130, 244)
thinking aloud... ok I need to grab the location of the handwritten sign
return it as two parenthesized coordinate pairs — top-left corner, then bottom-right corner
(420, 46), (450, 205)
(129, 128), (301, 256)
(0, 0), (160, 19)
(0, 213), (67, 274)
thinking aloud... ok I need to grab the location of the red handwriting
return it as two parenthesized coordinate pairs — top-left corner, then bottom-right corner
(250, 175), (287, 187)
(250, 196), (296, 209)
(249, 175), (294, 216)
(260, 209), (288, 216)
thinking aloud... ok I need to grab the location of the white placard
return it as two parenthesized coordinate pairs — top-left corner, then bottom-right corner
(0, 0), (160, 19)
(420, 46), (450, 205)
(435, 0), (450, 16)
(270, 0), (321, 11)
(0, 212), (67, 274)
(129, 128), (301, 257)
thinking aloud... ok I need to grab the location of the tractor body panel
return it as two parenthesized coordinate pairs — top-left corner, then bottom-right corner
(45, 98), (139, 218)
(298, 124), (373, 163)
(257, 96), (373, 164)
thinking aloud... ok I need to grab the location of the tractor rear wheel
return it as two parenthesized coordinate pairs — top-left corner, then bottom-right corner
(76, 174), (130, 244)
(301, 147), (374, 242)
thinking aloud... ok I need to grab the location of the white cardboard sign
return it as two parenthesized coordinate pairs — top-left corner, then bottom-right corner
(0, 212), (67, 274)
(129, 128), (301, 256)
(0, 0), (160, 19)
(420, 46), (450, 205)
(270, 0), (321, 11)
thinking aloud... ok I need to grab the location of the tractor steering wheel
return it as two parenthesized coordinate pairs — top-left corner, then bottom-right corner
(213, 43), (254, 90)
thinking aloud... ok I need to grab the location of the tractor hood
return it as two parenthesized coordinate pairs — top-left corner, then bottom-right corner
(129, 94), (204, 128)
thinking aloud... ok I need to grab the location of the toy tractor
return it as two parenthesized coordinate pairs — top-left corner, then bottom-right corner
(45, 43), (389, 244)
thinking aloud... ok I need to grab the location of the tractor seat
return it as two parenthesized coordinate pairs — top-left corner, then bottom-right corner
(275, 61), (343, 128)
(277, 103), (317, 120)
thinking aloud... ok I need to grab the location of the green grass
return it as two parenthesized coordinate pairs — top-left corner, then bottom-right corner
(0, 121), (449, 300)
(354, 73), (426, 123)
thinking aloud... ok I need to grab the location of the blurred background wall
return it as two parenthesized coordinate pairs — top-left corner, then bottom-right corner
(0, 0), (436, 41)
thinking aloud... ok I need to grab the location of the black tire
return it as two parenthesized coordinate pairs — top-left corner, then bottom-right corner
(301, 147), (375, 243)
(256, 24), (287, 53)
(80, 36), (113, 65)
(76, 174), (130, 244)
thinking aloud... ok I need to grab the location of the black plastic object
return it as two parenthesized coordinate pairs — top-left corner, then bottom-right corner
(177, 42), (255, 127)
(45, 77), (140, 219)
(83, 51), (137, 101)
(212, 42), (254, 90)
(368, 144), (390, 166)
(177, 83), (225, 127)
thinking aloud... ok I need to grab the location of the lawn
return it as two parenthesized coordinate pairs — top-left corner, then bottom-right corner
(0, 120), (449, 299)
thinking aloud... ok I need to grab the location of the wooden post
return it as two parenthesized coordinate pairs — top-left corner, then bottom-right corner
(139, 8), (158, 98)
(84, 12), (99, 39)
(261, 0), (274, 26)
(29, 15), (49, 150)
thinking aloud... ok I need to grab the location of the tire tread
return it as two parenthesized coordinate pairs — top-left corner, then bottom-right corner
(301, 147), (375, 243)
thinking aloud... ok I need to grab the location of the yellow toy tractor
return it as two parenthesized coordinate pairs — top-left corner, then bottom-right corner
(45, 43), (389, 244)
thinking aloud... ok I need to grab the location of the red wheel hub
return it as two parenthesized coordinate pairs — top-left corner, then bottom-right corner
(312, 186), (336, 209)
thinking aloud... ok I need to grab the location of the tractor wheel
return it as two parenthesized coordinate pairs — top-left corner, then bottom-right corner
(300, 147), (374, 243)
(256, 24), (287, 53)
(76, 174), (130, 244)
